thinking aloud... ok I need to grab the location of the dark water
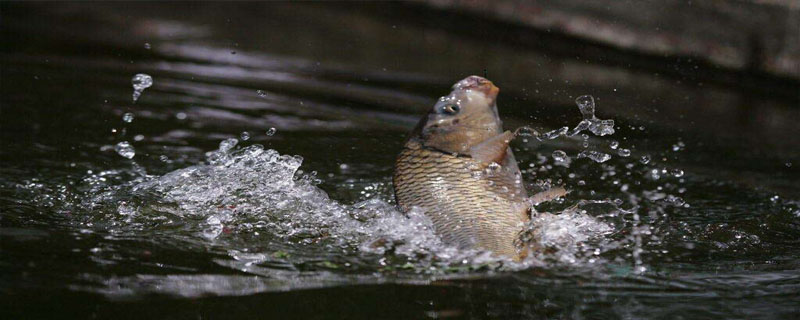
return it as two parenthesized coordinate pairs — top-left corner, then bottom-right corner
(2, 3), (799, 319)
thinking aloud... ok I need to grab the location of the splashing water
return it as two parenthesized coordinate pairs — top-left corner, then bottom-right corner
(516, 95), (615, 143)
(577, 150), (611, 163)
(131, 73), (153, 103)
(575, 95), (615, 136)
(114, 141), (135, 159)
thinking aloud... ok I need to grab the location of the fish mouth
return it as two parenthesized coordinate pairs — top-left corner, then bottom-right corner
(454, 75), (500, 101)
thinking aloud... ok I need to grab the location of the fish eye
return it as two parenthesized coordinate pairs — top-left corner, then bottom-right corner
(442, 104), (460, 115)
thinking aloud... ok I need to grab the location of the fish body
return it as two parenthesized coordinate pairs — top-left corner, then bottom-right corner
(393, 76), (529, 259)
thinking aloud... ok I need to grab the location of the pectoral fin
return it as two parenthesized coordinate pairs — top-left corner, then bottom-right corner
(469, 130), (515, 165)
(530, 186), (568, 205)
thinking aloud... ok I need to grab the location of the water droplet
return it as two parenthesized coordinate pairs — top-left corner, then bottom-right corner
(131, 73), (153, 103)
(618, 148), (631, 157)
(256, 90), (267, 98)
(552, 150), (568, 162)
(218, 138), (238, 153)
(640, 155), (651, 164)
(577, 150), (611, 163)
(159, 155), (169, 162)
(144, 43), (151, 50)
(786, 161), (793, 168)
(609, 140), (619, 149)
(575, 95), (596, 119)
(649, 168), (661, 180)
(266, 127), (277, 136)
(114, 141), (135, 159)
(486, 162), (502, 173)
(672, 141), (685, 152)
(541, 126), (568, 140)
(570, 95), (615, 136)
(133, 134), (145, 141)
(122, 112), (135, 123)
(515, 126), (537, 137)
(670, 168), (684, 177)
(240, 131), (250, 141)
(339, 163), (349, 171)
(175, 112), (187, 120)
(665, 195), (685, 206)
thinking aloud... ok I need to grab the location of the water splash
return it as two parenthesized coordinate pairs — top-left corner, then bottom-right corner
(114, 141), (135, 159)
(577, 150), (611, 163)
(131, 73), (153, 103)
(574, 95), (615, 136)
(516, 95), (615, 143)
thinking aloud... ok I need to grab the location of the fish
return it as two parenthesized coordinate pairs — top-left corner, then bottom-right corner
(393, 75), (545, 260)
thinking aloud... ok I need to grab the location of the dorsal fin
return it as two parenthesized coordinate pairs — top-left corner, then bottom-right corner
(469, 130), (515, 165)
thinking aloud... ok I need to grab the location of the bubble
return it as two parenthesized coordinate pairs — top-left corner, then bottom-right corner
(240, 131), (250, 141)
(617, 148), (631, 157)
(640, 155), (651, 164)
(122, 112), (135, 123)
(131, 73), (153, 103)
(256, 90), (267, 98)
(114, 141), (135, 159)
(266, 127), (277, 136)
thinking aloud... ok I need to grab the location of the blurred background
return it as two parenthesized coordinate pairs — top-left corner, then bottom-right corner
(1, 1), (799, 319)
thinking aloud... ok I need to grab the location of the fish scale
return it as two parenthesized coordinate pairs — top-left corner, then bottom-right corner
(394, 139), (529, 259)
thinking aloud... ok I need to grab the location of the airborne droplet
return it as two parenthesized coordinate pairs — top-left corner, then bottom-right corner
(122, 112), (135, 123)
(577, 150), (611, 163)
(131, 73), (153, 103)
(114, 141), (135, 159)
(266, 127), (277, 136)
(552, 150), (568, 162)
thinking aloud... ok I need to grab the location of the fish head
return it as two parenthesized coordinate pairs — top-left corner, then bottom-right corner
(414, 75), (503, 154)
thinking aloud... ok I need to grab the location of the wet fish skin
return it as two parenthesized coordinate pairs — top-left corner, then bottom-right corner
(393, 76), (529, 259)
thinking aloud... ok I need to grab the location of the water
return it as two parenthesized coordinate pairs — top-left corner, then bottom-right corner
(2, 3), (799, 319)
(131, 74), (153, 103)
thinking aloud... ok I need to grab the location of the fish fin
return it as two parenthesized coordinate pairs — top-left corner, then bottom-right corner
(469, 130), (515, 165)
(530, 186), (569, 205)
